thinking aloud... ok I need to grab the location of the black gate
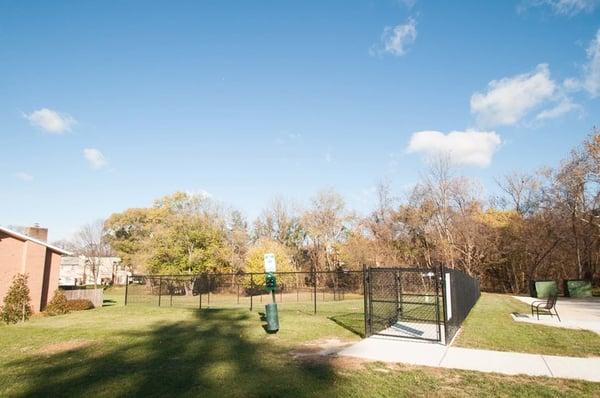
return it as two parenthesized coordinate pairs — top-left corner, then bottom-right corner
(364, 267), (443, 343)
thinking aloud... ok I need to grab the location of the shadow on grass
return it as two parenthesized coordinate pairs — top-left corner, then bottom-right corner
(102, 299), (117, 307)
(257, 311), (272, 334)
(328, 313), (365, 338)
(5, 309), (337, 397)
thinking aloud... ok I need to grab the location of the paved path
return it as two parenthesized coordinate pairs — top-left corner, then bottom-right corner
(512, 296), (600, 334)
(338, 336), (600, 382)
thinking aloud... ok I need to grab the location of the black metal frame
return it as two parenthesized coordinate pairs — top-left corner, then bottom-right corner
(363, 265), (480, 345)
(124, 266), (480, 344)
(125, 269), (365, 314)
(442, 267), (481, 343)
(364, 266), (443, 343)
(531, 294), (561, 321)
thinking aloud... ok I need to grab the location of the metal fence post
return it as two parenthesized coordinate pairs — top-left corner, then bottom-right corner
(124, 274), (129, 306)
(434, 267), (442, 343)
(250, 273), (254, 311)
(158, 276), (162, 307)
(198, 275), (203, 309)
(394, 269), (399, 321)
(440, 264), (447, 344)
(362, 264), (369, 337)
(367, 267), (373, 336)
(313, 268), (317, 314)
(333, 272), (337, 301)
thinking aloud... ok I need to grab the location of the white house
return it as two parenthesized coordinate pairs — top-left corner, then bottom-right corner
(59, 256), (130, 286)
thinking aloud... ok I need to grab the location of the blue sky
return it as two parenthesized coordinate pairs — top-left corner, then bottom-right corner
(1, 0), (599, 241)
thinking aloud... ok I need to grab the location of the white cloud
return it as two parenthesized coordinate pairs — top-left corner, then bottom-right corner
(520, 0), (599, 15)
(14, 172), (33, 182)
(398, 0), (417, 8)
(470, 64), (556, 127)
(536, 98), (581, 120)
(372, 18), (417, 57)
(24, 108), (76, 134)
(583, 29), (600, 97)
(83, 148), (108, 170)
(563, 77), (581, 91)
(407, 130), (502, 167)
(561, 29), (600, 98)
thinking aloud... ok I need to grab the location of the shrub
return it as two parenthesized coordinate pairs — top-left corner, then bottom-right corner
(66, 299), (94, 311)
(1, 273), (32, 324)
(45, 290), (70, 316)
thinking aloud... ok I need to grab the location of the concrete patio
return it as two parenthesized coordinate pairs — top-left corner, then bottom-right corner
(512, 296), (600, 335)
(378, 320), (444, 343)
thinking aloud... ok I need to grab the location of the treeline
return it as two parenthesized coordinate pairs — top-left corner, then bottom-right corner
(102, 131), (600, 294)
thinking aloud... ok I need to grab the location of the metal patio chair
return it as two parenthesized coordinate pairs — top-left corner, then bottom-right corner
(530, 294), (561, 321)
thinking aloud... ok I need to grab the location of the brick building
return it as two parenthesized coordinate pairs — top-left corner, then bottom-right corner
(0, 225), (71, 312)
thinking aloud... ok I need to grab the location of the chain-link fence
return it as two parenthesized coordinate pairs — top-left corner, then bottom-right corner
(443, 267), (481, 343)
(365, 267), (442, 342)
(124, 266), (480, 344)
(125, 270), (366, 336)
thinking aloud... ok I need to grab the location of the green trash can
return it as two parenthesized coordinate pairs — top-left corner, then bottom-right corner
(564, 280), (593, 298)
(535, 280), (558, 298)
(265, 303), (279, 333)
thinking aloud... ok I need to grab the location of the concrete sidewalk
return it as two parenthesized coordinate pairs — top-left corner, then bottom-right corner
(338, 336), (600, 382)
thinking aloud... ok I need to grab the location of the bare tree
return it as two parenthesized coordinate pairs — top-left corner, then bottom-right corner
(496, 172), (542, 216)
(225, 209), (250, 275)
(254, 197), (307, 270)
(301, 189), (351, 272)
(363, 181), (404, 266)
(74, 220), (112, 289)
(254, 197), (302, 244)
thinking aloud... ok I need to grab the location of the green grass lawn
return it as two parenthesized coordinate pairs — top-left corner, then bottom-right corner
(0, 292), (599, 397)
(455, 293), (600, 357)
(0, 291), (599, 397)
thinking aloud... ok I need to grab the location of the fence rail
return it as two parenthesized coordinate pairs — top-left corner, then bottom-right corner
(124, 267), (481, 343)
(125, 270), (365, 329)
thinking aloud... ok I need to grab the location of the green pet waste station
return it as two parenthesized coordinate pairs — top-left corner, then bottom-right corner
(264, 272), (279, 333)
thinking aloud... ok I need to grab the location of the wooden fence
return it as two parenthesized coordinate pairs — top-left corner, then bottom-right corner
(63, 289), (104, 308)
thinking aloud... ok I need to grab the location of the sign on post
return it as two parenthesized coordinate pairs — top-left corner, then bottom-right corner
(264, 253), (277, 292)
(445, 273), (452, 320)
(264, 253), (276, 273)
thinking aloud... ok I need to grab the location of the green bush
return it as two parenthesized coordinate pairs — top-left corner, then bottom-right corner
(45, 290), (70, 316)
(1, 273), (32, 324)
(66, 299), (94, 311)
